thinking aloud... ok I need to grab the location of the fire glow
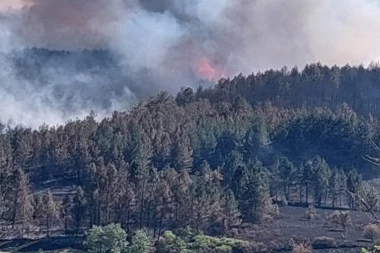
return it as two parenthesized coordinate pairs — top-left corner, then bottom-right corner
(195, 57), (226, 81)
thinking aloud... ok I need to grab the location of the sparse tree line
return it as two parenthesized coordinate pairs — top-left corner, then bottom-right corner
(1, 160), (273, 237)
(1, 152), (374, 239)
(0, 63), (379, 239)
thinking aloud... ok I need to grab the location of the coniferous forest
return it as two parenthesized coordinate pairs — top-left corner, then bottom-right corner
(3, 50), (380, 252)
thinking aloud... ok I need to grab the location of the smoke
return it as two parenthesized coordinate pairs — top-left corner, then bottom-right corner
(0, 0), (380, 127)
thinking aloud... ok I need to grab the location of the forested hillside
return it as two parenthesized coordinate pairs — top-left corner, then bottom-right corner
(1, 52), (380, 246)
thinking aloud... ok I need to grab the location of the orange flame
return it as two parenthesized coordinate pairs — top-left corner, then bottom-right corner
(195, 57), (225, 81)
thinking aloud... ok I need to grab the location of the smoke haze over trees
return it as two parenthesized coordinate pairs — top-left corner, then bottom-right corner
(0, 0), (380, 126)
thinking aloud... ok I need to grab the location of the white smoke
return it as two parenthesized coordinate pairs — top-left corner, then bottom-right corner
(0, 0), (379, 127)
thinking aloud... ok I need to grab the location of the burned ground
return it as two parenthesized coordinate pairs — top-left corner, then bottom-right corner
(0, 205), (375, 253)
(235, 205), (375, 252)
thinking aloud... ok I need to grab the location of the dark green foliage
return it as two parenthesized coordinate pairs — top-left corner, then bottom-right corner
(235, 161), (276, 223)
(304, 156), (331, 207)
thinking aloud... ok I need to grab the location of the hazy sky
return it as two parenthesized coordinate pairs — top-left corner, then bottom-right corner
(1, 0), (380, 72)
(0, 0), (31, 12)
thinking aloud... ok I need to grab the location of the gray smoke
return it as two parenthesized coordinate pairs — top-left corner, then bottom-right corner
(0, 0), (380, 127)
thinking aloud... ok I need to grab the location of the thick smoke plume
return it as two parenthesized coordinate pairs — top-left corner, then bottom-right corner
(0, 0), (380, 127)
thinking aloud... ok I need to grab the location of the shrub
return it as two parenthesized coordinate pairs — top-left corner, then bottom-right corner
(361, 245), (380, 253)
(193, 234), (209, 249)
(157, 230), (187, 253)
(192, 233), (249, 251)
(305, 205), (317, 220)
(327, 211), (352, 229)
(364, 224), (380, 242)
(128, 230), (153, 253)
(312, 236), (336, 248)
(292, 242), (312, 253)
(176, 226), (199, 241)
(158, 229), (250, 253)
(162, 230), (177, 241)
(262, 203), (280, 222)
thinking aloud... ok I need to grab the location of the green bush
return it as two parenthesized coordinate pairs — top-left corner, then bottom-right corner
(192, 233), (247, 250)
(128, 230), (153, 253)
(361, 245), (380, 253)
(157, 229), (249, 253)
(158, 230), (187, 253)
(85, 224), (128, 253)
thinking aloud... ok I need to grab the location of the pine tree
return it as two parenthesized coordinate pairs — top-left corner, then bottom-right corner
(221, 189), (241, 231)
(304, 156), (331, 206)
(72, 186), (87, 235)
(347, 170), (362, 210)
(10, 168), (33, 235)
(153, 177), (172, 239)
(337, 169), (347, 207)
(190, 163), (223, 230)
(313, 157), (331, 206)
(32, 193), (44, 226)
(117, 183), (136, 238)
(172, 169), (192, 228)
(61, 195), (72, 234)
(237, 161), (275, 223)
(329, 169), (339, 208)
(274, 157), (295, 201)
(42, 189), (59, 237)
